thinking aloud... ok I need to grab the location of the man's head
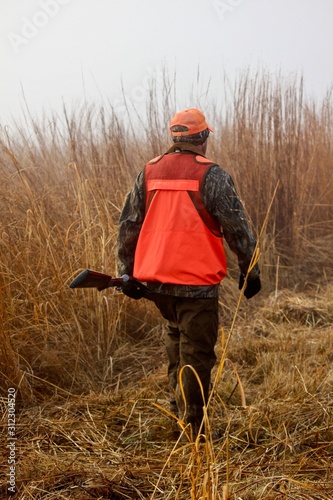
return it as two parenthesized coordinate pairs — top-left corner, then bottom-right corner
(169, 108), (213, 146)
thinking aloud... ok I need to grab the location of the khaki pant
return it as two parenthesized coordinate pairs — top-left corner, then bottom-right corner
(153, 295), (219, 429)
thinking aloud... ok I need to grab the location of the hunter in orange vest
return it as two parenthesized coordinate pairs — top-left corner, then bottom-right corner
(118, 108), (261, 439)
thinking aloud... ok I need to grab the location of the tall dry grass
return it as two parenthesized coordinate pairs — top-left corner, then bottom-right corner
(211, 70), (333, 287)
(0, 70), (332, 498)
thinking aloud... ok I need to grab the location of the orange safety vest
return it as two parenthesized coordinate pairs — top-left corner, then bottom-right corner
(133, 152), (227, 285)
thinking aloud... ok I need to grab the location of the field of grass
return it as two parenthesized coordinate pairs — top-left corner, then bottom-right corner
(1, 71), (333, 499)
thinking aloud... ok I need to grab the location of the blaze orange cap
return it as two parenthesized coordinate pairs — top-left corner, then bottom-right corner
(170, 108), (214, 136)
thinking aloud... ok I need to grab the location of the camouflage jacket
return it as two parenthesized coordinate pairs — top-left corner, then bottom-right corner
(117, 143), (260, 298)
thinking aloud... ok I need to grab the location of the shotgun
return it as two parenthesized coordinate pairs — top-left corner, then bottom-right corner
(69, 269), (154, 300)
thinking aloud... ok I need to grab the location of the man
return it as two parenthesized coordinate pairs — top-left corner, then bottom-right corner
(117, 108), (261, 437)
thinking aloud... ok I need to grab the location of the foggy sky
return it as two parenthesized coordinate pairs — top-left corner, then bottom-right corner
(1, 0), (333, 124)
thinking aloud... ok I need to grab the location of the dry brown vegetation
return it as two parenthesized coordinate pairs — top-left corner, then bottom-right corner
(0, 71), (333, 499)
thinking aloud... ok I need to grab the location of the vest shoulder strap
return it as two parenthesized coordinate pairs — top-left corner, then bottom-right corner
(147, 155), (163, 165)
(194, 155), (216, 165)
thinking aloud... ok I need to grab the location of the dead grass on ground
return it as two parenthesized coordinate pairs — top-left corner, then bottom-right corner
(1, 285), (332, 499)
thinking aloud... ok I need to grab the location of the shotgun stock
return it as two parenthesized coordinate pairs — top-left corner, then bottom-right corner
(69, 269), (154, 300)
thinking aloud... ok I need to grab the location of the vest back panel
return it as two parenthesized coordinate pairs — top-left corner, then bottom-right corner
(133, 153), (227, 285)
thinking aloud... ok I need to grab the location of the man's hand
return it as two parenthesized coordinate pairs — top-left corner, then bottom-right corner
(121, 280), (146, 300)
(239, 274), (261, 299)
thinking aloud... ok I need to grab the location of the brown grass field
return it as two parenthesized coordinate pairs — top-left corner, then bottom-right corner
(1, 72), (333, 499)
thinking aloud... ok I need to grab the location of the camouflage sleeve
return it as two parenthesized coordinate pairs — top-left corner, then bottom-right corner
(202, 165), (260, 279)
(117, 170), (145, 276)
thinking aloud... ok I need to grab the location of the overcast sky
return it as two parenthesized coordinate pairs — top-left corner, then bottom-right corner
(1, 0), (333, 125)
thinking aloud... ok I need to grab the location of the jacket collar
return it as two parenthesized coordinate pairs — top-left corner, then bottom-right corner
(166, 142), (206, 157)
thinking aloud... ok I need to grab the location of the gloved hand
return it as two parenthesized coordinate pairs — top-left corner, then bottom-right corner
(121, 280), (146, 300)
(239, 274), (261, 299)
